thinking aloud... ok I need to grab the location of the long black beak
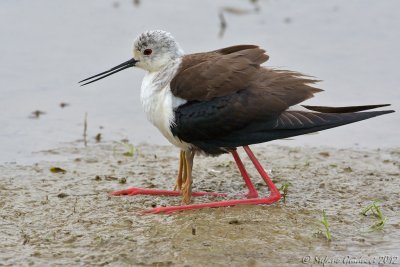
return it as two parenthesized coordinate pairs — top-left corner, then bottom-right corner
(79, 58), (138, 86)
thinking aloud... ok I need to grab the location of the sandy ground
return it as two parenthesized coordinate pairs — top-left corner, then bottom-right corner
(0, 143), (399, 266)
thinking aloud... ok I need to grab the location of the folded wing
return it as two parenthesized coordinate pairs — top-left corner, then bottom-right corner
(170, 45), (394, 154)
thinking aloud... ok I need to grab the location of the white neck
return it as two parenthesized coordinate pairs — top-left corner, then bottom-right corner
(140, 58), (189, 150)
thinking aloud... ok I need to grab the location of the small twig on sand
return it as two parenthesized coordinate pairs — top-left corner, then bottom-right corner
(83, 112), (88, 147)
(73, 197), (78, 213)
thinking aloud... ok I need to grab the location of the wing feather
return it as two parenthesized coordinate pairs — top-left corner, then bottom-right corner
(170, 47), (268, 100)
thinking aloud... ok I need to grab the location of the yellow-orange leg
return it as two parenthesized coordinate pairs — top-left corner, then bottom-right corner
(181, 150), (194, 204)
(173, 150), (185, 191)
(111, 148), (226, 198)
(181, 151), (188, 185)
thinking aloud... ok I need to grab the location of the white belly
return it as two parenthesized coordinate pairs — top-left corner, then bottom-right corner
(140, 62), (189, 150)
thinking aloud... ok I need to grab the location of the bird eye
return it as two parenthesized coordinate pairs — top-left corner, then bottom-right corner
(143, 49), (152, 55)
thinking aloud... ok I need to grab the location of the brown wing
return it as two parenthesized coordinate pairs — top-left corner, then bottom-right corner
(248, 68), (322, 108)
(171, 44), (321, 106)
(171, 49), (324, 146)
(170, 45), (268, 101)
(215, 44), (260, 54)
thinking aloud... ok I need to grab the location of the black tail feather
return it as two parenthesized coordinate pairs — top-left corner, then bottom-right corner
(302, 104), (391, 113)
(193, 109), (394, 154)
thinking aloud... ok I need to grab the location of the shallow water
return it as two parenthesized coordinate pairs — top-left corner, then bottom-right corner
(1, 0), (399, 163)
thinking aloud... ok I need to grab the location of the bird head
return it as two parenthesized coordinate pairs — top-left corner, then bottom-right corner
(133, 30), (184, 72)
(79, 30), (183, 86)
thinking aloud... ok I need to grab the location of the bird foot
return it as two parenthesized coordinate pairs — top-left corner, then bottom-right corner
(111, 187), (228, 197)
(173, 183), (181, 191)
(245, 191), (259, 198)
(140, 193), (281, 214)
(113, 146), (281, 214)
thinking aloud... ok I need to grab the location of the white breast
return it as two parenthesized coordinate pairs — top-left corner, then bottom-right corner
(140, 59), (189, 150)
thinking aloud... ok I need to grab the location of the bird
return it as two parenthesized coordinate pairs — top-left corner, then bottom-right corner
(80, 30), (394, 214)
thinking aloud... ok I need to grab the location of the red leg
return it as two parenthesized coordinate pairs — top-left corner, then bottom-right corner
(141, 197), (281, 214)
(243, 146), (280, 198)
(111, 188), (227, 197)
(142, 146), (281, 214)
(231, 149), (258, 198)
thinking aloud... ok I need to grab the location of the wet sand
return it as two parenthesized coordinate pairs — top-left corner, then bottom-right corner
(1, 143), (399, 266)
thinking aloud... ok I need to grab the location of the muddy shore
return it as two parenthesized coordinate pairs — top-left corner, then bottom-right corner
(0, 143), (399, 266)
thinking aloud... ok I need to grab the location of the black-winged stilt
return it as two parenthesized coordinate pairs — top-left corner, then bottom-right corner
(80, 30), (394, 214)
